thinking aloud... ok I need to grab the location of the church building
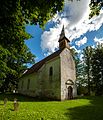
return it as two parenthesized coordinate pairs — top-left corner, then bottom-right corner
(18, 26), (77, 100)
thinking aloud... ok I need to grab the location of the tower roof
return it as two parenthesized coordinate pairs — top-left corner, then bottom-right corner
(58, 25), (70, 42)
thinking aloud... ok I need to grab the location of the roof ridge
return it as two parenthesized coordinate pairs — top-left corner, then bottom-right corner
(24, 49), (62, 75)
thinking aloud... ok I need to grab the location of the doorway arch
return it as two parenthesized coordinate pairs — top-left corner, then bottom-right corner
(68, 86), (73, 99)
(65, 79), (74, 99)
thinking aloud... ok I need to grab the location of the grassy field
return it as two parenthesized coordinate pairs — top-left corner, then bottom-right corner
(0, 93), (103, 120)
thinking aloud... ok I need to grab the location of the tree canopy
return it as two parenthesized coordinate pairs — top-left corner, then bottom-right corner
(89, 0), (103, 18)
(76, 44), (103, 96)
(0, 0), (64, 92)
(0, 0), (64, 26)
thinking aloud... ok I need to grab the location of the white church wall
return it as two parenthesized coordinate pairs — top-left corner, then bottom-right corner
(18, 73), (39, 97)
(60, 48), (77, 100)
(38, 56), (61, 100)
(18, 56), (61, 100)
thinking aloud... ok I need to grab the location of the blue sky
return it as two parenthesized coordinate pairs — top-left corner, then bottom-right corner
(25, 0), (103, 63)
(25, 25), (44, 62)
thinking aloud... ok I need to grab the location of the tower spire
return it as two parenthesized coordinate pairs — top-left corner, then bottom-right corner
(59, 25), (65, 42)
(58, 25), (70, 50)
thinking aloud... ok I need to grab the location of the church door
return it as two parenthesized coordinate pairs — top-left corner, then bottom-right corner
(68, 86), (73, 99)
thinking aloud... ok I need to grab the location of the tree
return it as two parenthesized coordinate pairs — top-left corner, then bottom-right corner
(82, 46), (93, 95)
(0, 1), (35, 92)
(77, 44), (103, 96)
(75, 47), (94, 95)
(89, 0), (103, 18)
(0, 0), (64, 27)
(70, 48), (88, 95)
(0, 0), (64, 92)
(91, 44), (103, 95)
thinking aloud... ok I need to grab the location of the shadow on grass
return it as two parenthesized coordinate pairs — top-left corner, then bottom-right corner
(0, 93), (56, 102)
(0, 104), (4, 105)
(65, 96), (103, 120)
(0, 93), (34, 102)
(8, 108), (14, 111)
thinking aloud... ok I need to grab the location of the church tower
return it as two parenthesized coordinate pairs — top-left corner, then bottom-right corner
(58, 25), (70, 50)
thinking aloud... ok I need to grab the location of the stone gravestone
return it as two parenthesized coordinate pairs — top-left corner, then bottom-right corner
(14, 98), (19, 111)
(4, 98), (8, 107)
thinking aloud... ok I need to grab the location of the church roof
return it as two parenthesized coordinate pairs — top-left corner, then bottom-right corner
(24, 50), (62, 75)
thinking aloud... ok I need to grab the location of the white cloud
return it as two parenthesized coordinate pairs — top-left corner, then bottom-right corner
(41, 0), (103, 55)
(89, 9), (103, 31)
(79, 54), (84, 61)
(41, 18), (70, 53)
(94, 37), (103, 44)
(63, 0), (90, 27)
(91, 44), (95, 48)
(41, 24), (60, 53)
(70, 45), (77, 51)
(67, 8), (103, 40)
(70, 45), (81, 53)
(75, 37), (87, 47)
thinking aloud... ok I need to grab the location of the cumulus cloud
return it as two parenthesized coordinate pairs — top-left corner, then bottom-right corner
(94, 37), (103, 44)
(41, 18), (69, 53)
(70, 45), (81, 53)
(88, 9), (103, 31)
(66, 8), (103, 40)
(41, 0), (103, 55)
(75, 37), (87, 47)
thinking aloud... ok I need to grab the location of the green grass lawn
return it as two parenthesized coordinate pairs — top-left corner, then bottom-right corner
(0, 93), (103, 120)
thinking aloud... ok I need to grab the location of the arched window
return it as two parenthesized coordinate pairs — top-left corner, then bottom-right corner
(27, 79), (30, 90)
(49, 67), (53, 76)
(49, 67), (53, 82)
(21, 80), (24, 89)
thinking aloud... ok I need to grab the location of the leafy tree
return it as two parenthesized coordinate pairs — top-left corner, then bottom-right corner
(77, 44), (103, 96)
(91, 44), (103, 95)
(82, 46), (94, 95)
(0, 0), (64, 26)
(70, 48), (88, 95)
(0, 0), (66, 92)
(76, 59), (87, 95)
(76, 47), (94, 95)
(89, 0), (103, 18)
